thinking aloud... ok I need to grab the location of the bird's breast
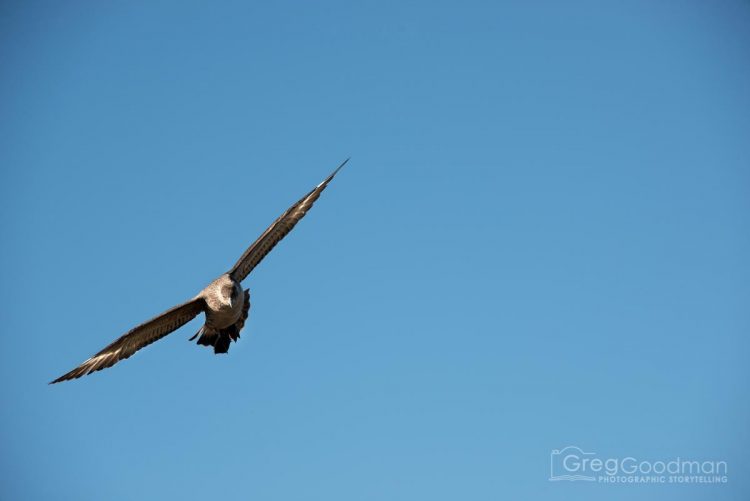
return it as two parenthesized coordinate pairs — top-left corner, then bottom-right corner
(205, 295), (244, 329)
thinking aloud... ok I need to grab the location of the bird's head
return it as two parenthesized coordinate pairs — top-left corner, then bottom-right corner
(220, 280), (239, 308)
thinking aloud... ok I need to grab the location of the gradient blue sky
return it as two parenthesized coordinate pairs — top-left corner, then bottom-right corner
(1, 1), (748, 500)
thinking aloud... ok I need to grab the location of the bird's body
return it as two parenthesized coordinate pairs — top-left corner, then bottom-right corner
(191, 274), (250, 354)
(51, 159), (348, 384)
(201, 274), (245, 330)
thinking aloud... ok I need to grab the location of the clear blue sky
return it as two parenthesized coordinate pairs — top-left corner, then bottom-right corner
(1, 1), (748, 500)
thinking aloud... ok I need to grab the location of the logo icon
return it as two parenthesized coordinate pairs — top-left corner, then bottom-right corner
(550, 446), (596, 481)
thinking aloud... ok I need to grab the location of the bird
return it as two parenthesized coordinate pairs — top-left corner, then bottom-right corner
(50, 159), (348, 384)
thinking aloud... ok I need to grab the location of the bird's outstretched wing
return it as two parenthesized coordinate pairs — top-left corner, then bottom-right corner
(50, 298), (205, 384)
(228, 158), (348, 283)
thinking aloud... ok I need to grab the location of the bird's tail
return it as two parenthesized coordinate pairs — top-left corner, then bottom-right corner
(189, 325), (227, 353)
(189, 290), (250, 354)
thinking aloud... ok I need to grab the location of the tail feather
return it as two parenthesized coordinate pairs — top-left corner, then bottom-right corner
(214, 333), (232, 354)
(190, 326), (218, 347)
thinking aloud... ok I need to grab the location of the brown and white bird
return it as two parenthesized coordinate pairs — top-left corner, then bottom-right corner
(50, 159), (348, 384)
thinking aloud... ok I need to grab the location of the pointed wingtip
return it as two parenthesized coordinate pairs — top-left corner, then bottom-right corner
(49, 371), (74, 384)
(335, 157), (350, 174)
(50, 367), (86, 384)
(319, 157), (350, 187)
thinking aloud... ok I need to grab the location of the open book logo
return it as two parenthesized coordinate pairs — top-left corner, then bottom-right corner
(550, 446), (596, 481)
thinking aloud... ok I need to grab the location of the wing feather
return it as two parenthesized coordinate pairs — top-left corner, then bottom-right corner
(50, 298), (205, 383)
(228, 159), (347, 282)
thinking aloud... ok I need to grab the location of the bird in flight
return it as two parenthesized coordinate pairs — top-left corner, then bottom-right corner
(51, 159), (348, 384)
